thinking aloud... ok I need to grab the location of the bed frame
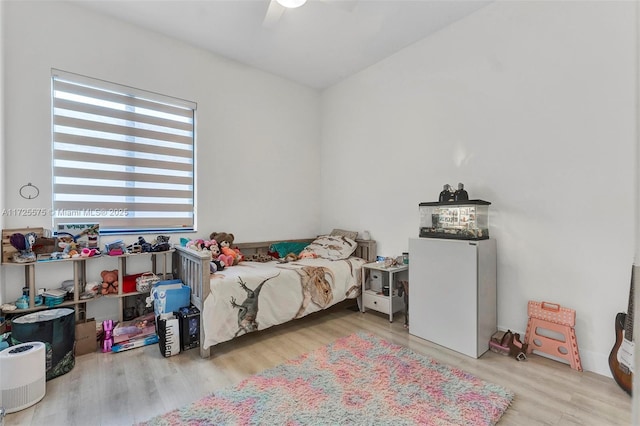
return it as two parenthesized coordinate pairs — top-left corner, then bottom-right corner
(172, 238), (377, 358)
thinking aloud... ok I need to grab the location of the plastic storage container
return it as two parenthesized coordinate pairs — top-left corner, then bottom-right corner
(419, 200), (490, 240)
(11, 308), (75, 380)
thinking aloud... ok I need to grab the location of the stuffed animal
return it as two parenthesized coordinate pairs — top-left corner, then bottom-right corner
(298, 251), (318, 259)
(210, 232), (234, 248)
(186, 239), (205, 251)
(210, 232), (243, 265)
(204, 239), (228, 270)
(101, 269), (119, 295)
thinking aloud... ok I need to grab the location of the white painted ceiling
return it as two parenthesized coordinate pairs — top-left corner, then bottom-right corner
(71, 0), (491, 89)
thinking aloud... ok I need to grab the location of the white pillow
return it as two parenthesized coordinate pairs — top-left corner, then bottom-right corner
(330, 228), (358, 240)
(301, 235), (357, 260)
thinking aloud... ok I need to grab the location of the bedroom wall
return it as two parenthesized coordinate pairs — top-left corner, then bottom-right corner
(0, 1), (5, 243)
(320, 0), (636, 377)
(0, 1), (321, 314)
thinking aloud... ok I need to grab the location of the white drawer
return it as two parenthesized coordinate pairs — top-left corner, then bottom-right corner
(363, 291), (390, 314)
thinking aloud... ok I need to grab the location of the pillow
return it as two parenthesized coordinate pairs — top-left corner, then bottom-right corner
(330, 228), (358, 240)
(269, 241), (310, 258)
(301, 235), (357, 260)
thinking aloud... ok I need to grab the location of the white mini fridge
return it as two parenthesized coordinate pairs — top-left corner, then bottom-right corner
(408, 237), (497, 358)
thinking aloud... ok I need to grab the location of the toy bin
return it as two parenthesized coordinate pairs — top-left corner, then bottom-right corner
(11, 308), (75, 380)
(419, 200), (490, 240)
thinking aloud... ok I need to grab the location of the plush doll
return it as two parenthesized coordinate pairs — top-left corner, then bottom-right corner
(186, 239), (205, 251)
(298, 251), (318, 259)
(205, 239), (226, 271)
(100, 269), (119, 295)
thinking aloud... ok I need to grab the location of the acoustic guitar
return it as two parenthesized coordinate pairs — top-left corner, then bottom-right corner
(608, 267), (634, 396)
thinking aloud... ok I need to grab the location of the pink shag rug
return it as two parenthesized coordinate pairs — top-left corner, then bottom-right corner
(139, 332), (513, 425)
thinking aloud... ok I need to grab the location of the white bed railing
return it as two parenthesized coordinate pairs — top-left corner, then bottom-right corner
(173, 246), (212, 357)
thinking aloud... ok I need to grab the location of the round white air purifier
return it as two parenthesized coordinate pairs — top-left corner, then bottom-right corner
(0, 342), (46, 413)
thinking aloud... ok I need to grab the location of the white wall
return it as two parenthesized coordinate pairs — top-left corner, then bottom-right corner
(321, 0), (636, 376)
(0, 0), (5, 236)
(0, 1), (322, 315)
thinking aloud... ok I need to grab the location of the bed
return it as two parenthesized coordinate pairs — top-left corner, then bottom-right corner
(172, 236), (377, 358)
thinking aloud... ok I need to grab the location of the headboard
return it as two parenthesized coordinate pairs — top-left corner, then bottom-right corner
(234, 238), (377, 263)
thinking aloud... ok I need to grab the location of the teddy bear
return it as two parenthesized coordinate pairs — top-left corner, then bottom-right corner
(210, 232), (243, 265)
(100, 269), (119, 295)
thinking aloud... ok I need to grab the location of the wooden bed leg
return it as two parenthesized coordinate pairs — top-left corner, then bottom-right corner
(199, 344), (211, 358)
(199, 313), (210, 358)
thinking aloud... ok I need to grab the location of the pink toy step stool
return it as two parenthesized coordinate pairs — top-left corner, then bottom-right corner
(524, 301), (582, 372)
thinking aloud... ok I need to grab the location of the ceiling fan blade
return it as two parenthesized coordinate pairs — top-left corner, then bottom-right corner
(263, 0), (286, 28)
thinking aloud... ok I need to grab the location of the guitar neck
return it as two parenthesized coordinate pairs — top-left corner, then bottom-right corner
(624, 270), (634, 341)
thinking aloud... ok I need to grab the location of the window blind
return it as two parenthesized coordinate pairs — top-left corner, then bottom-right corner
(51, 69), (196, 234)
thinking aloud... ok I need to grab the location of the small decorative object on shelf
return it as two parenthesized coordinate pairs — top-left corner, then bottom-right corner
(152, 235), (171, 252)
(454, 183), (469, 201)
(438, 184), (454, 202)
(105, 240), (126, 256)
(439, 182), (470, 203)
(136, 272), (160, 292)
(9, 232), (37, 263)
(3, 227), (54, 264)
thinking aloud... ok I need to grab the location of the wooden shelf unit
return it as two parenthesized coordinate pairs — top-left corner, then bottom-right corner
(1, 250), (173, 322)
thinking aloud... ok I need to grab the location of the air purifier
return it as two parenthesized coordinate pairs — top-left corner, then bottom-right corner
(0, 342), (46, 413)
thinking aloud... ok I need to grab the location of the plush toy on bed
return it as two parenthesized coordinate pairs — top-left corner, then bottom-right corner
(186, 239), (205, 251)
(297, 251), (318, 259)
(210, 232), (243, 266)
(205, 239), (226, 272)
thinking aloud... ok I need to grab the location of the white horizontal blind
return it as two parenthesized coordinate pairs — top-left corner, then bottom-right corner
(52, 69), (196, 233)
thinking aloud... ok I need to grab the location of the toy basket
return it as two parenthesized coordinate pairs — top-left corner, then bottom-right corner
(136, 272), (159, 293)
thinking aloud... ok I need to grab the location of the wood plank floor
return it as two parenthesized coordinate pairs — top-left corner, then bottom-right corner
(4, 303), (632, 425)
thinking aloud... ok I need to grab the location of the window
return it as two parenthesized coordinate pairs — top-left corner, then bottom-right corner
(51, 69), (196, 234)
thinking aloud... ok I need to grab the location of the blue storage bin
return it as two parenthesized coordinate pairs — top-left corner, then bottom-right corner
(151, 280), (190, 316)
